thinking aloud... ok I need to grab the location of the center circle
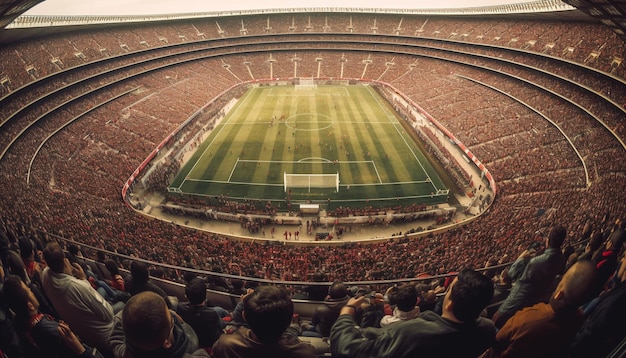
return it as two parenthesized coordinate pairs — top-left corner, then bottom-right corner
(284, 113), (334, 131)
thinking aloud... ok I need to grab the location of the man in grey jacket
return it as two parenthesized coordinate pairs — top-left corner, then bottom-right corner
(330, 269), (495, 358)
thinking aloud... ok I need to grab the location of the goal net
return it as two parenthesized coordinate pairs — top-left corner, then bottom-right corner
(295, 78), (317, 90)
(284, 172), (339, 192)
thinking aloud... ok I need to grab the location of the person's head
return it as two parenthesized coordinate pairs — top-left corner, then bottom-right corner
(68, 243), (80, 256)
(547, 225), (567, 249)
(328, 281), (348, 300)
(18, 237), (34, 261)
(313, 271), (326, 282)
(42, 242), (67, 273)
(185, 277), (207, 306)
(392, 283), (418, 312)
(586, 231), (603, 252)
(2, 274), (40, 325)
(550, 260), (597, 312)
(104, 259), (120, 276)
(130, 261), (149, 283)
(4, 250), (28, 282)
(96, 250), (106, 262)
(242, 285), (293, 343)
(122, 291), (174, 351)
(606, 228), (625, 251)
(443, 269), (494, 323)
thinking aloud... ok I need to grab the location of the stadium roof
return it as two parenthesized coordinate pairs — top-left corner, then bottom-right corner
(0, 0), (625, 42)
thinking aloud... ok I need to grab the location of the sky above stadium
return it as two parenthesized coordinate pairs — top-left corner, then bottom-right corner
(25, 0), (540, 16)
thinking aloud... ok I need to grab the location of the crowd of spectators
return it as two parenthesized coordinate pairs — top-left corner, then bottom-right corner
(0, 5), (623, 304)
(1, 222), (624, 357)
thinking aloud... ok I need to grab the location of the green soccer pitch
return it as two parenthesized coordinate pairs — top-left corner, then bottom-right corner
(168, 85), (449, 210)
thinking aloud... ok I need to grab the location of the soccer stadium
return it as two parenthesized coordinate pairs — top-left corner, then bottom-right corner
(0, 0), (625, 356)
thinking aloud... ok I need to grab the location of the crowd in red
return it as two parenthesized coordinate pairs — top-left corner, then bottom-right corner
(0, 13), (624, 284)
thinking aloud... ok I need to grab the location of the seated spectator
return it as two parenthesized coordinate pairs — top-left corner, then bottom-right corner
(176, 278), (225, 349)
(592, 226), (625, 293)
(330, 268), (495, 358)
(415, 283), (437, 313)
(212, 285), (316, 358)
(484, 260), (597, 357)
(229, 278), (246, 296)
(104, 260), (126, 292)
(304, 271), (329, 301)
(125, 261), (172, 309)
(380, 283), (420, 327)
(2, 274), (103, 358)
(493, 225), (566, 328)
(110, 291), (208, 358)
(486, 269), (512, 318)
(570, 248), (626, 358)
(4, 250), (56, 316)
(0, 273), (24, 358)
(41, 242), (115, 355)
(19, 236), (43, 284)
(302, 281), (350, 337)
(576, 231), (603, 262)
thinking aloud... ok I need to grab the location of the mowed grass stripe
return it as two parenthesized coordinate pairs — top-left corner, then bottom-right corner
(170, 85), (448, 204)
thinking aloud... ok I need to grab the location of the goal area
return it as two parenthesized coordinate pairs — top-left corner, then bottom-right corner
(284, 172), (339, 192)
(295, 78), (317, 90)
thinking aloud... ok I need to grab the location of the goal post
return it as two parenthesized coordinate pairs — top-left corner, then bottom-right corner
(295, 77), (317, 91)
(284, 172), (339, 192)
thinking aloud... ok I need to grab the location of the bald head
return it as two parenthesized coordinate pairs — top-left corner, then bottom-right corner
(550, 260), (597, 312)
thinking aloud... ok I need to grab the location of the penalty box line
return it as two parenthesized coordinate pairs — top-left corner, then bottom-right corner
(232, 158), (383, 184)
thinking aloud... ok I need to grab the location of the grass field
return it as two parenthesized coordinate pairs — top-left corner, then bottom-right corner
(169, 85), (449, 210)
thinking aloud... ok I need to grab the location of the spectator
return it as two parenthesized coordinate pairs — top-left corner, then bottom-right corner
(104, 259), (126, 292)
(125, 261), (172, 308)
(2, 274), (103, 358)
(41, 242), (115, 355)
(302, 281), (349, 337)
(304, 271), (329, 301)
(487, 269), (512, 318)
(570, 249), (626, 358)
(493, 225), (566, 328)
(212, 285), (316, 358)
(330, 268), (495, 358)
(484, 260), (597, 357)
(18, 236), (43, 284)
(592, 226), (625, 293)
(380, 283), (420, 327)
(110, 291), (208, 358)
(415, 283), (438, 313)
(0, 271), (23, 358)
(176, 278), (225, 349)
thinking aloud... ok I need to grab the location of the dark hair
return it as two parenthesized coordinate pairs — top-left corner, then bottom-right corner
(104, 259), (120, 276)
(42, 242), (66, 273)
(4, 250), (28, 282)
(548, 225), (567, 249)
(588, 231), (603, 252)
(328, 281), (348, 299)
(68, 244), (80, 256)
(122, 291), (170, 350)
(130, 261), (149, 283)
(392, 283), (418, 312)
(449, 269), (494, 323)
(243, 285), (293, 343)
(185, 277), (207, 305)
(2, 275), (31, 327)
(609, 228), (625, 250)
(18, 237), (34, 260)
